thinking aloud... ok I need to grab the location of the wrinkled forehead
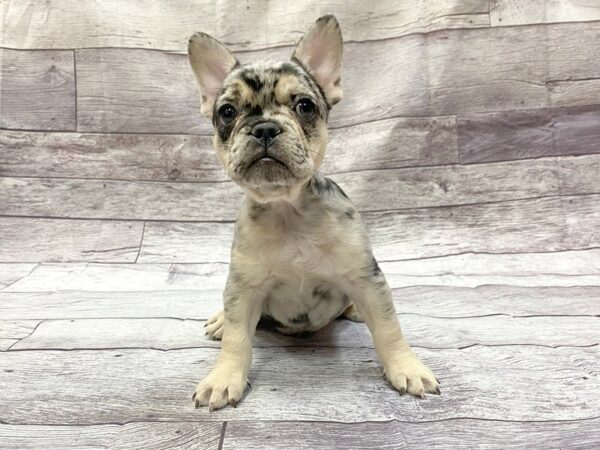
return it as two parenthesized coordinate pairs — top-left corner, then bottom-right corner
(216, 60), (326, 110)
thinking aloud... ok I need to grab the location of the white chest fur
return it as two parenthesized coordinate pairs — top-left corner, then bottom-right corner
(231, 196), (368, 332)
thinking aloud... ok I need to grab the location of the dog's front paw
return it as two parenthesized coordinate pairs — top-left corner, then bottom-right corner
(384, 352), (440, 398)
(204, 310), (224, 340)
(193, 366), (249, 411)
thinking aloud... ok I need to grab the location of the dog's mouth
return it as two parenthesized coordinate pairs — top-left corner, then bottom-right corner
(247, 151), (288, 170)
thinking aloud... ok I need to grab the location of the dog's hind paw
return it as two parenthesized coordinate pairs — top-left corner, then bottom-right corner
(342, 303), (363, 322)
(204, 310), (224, 340)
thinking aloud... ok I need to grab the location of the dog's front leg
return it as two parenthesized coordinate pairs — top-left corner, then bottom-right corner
(193, 274), (264, 410)
(348, 261), (440, 398)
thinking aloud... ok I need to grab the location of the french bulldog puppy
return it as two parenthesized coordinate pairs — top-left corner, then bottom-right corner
(189, 15), (439, 411)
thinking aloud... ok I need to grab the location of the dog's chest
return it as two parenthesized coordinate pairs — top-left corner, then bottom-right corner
(240, 205), (358, 278)
(235, 204), (362, 331)
(239, 230), (351, 332)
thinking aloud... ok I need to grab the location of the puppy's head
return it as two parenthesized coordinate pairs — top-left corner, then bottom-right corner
(188, 16), (343, 201)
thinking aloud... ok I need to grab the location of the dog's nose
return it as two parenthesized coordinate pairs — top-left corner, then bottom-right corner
(250, 122), (281, 148)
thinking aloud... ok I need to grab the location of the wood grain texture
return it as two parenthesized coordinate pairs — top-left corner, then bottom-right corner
(0, 0), (489, 51)
(0, 422), (223, 450)
(75, 49), (203, 134)
(0, 131), (225, 182)
(0, 263), (229, 293)
(136, 193), (600, 263)
(336, 159), (559, 212)
(138, 222), (233, 263)
(380, 248), (600, 288)
(560, 155), (600, 196)
(223, 418), (600, 450)
(2, 285), (598, 321)
(491, 0), (600, 26)
(0, 49), (76, 131)
(0, 176), (243, 221)
(549, 79), (600, 109)
(547, 25), (600, 82)
(458, 106), (600, 164)
(4, 154), (597, 225)
(371, 194), (600, 261)
(9, 314), (599, 351)
(0, 338), (18, 351)
(0, 264), (38, 289)
(325, 116), (459, 173)
(0, 290), (222, 320)
(5, 191), (600, 264)
(0, 117), (457, 181)
(0, 218), (143, 263)
(71, 22), (600, 134)
(0, 157), (565, 221)
(1, 346), (598, 424)
(2, 249), (600, 294)
(0, 320), (39, 350)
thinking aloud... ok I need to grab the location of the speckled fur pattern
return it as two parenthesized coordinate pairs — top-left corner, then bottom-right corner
(188, 15), (440, 411)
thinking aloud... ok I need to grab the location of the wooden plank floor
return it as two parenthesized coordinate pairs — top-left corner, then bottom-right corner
(2, 1), (600, 448)
(0, 269), (599, 449)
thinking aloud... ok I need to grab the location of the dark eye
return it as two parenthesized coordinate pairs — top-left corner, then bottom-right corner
(218, 104), (237, 125)
(295, 98), (316, 119)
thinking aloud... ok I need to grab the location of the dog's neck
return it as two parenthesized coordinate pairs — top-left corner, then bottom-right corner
(243, 172), (329, 217)
(243, 172), (322, 205)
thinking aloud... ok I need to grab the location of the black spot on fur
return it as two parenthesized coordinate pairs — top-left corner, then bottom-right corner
(259, 314), (284, 330)
(216, 123), (234, 142)
(271, 62), (304, 79)
(228, 86), (241, 100)
(329, 179), (349, 199)
(241, 71), (263, 92)
(248, 105), (263, 116)
(370, 257), (382, 277)
(289, 312), (310, 325)
(311, 175), (350, 200)
(343, 209), (355, 220)
(360, 256), (387, 288)
(312, 176), (326, 195)
(312, 285), (332, 301)
(249, 202), (268, 220)
(382, 300), (396, 315)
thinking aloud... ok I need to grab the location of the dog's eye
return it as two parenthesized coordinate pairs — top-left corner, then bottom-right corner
(218, 104), (237, 125)
(295, 98), (316, 119)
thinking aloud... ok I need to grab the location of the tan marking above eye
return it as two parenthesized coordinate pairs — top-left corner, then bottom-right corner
(226, 79), (254, 106)
(222, 72), (315, 113)
(274, 74), (305, 105)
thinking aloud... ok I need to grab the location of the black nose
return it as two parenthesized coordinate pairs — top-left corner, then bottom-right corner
(250, 122), (281, 148)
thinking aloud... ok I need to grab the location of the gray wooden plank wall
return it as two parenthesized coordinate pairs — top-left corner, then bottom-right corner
(1, 1), (600, 449)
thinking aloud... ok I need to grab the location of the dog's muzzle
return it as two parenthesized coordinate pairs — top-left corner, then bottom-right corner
(250, 122), (281, 149)
(247, 121), (288, 169)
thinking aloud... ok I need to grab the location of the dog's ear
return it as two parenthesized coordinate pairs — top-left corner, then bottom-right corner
(188, 33), (239, 117)
(292, 15), (343, 105)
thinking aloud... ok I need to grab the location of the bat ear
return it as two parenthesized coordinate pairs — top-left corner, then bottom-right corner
(188, 33), (239, 117)
(292, 15), (343, 106)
